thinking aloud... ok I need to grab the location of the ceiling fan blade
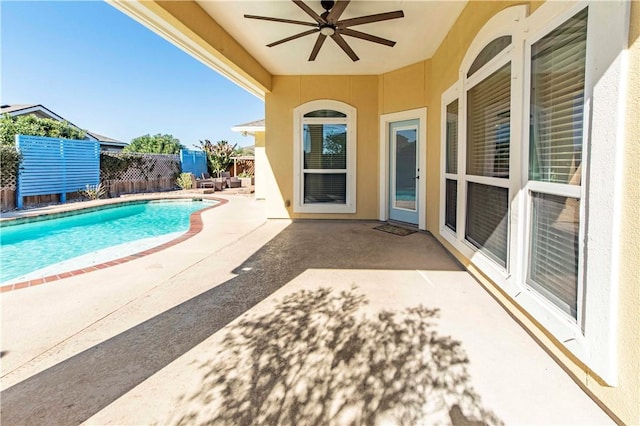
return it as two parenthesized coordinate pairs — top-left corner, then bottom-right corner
(244, 15), (317, 28)
(267, 29), (319, 47)
(330, 33), (359, 61)
(338, 10), (404, 28)
(326, 0), (350, 24)
(340, 28), (396, 47)
(308, 33), (327, 61)
(292, 0), (325, 24)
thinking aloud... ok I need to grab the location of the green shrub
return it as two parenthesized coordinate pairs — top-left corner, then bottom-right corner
(79, 183), (106, 200)
(196, 139), (237, 177)
(0, 145), (21, 187)
(176, 172), (193, 190)
(124, 134), (184, 154)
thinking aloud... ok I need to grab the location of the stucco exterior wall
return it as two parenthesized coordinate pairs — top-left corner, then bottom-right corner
(614, 1), (640, 423)
(264, 75), (379, 219)
(253, 131), (267, 200)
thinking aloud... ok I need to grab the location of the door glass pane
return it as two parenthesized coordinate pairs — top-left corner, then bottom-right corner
(304, 173), (346, 204)
(445, 179), (457, 231)
(303, 124), (347, 170)
(528, 192), (580, 318)
(529, 8), (587, 185)
(394, 128), (417, 211)
(467, 63), (511, 178)
(446, 100), (459, 174)
(466, 182), (508, 267)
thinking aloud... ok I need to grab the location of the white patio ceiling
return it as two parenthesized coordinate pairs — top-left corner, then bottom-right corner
(196, 1), (467, 75)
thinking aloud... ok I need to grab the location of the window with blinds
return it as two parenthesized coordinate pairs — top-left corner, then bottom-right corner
(446, 100), (458, 174)
(445, 179), (457, 232)
(466, 182), (509, 266)
(467, 63), (511, 178)
(465, 61), (511, 268)
(304, 173), (347, 204)
(529, 8), (587, 185)
(303, 124), (347, 169)
(527, 9), (587, 319)
(302, 120), (347, 205)
(528, 192), (580, 318)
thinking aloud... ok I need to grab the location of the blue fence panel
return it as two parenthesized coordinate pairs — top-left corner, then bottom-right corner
(16, 135), (100, 208)
(180, 149), (207, 178)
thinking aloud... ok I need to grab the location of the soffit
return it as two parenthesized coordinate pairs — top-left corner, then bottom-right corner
(196, 1), (467, 75)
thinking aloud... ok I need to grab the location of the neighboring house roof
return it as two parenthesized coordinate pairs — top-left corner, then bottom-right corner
(85, 131), (128, 149)
(0, 103), (127, 149)
(85, 131), (119, 143)
(0, 104), (39, 114)
(231, 118), (265, 136)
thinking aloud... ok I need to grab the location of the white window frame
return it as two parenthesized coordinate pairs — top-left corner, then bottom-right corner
(440, 84), (460, 243)
(438, 1), (629, 384)
(519, 4), (589, 339)
(293, 100), (357, 214)
(378, 108), (427, 230)
(518, 0), (628, 385)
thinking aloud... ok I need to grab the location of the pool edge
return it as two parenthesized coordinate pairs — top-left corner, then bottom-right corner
(0, 196), (228, 293)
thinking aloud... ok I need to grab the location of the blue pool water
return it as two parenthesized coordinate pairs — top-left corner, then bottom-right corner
(0, 200), (214, 283)
(395, 189), (416, 201)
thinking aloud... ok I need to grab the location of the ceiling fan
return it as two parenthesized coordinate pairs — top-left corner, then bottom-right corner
(244, 0), (404, 62)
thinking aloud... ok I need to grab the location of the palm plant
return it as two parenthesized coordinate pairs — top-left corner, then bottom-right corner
(196, 139), (238, 177)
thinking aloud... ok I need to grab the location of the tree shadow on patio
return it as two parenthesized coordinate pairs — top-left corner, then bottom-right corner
(0, 221), (470, 425)
(174, 287), (502, 426)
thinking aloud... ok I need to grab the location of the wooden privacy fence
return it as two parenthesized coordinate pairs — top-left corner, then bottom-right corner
(231, 156), (255, 176)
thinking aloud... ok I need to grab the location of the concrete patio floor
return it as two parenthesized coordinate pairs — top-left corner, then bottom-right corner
(0, 195), (613, 425)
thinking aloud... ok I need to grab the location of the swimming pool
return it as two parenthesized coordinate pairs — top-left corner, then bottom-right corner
(0, 199), (216, 284)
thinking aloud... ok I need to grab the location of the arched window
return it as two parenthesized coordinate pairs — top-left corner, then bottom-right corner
(467, 35), (512, 77)
(293, 100), (357, 213)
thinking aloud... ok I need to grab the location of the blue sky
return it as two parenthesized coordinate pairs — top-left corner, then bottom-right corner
(1, 1), (264, 148)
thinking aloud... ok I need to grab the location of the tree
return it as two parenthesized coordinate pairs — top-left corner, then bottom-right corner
(0, 114), (86, 146)
(196, 139), (238, 177)
(124, 133), (184, 154)
(236, 145), (255, 156)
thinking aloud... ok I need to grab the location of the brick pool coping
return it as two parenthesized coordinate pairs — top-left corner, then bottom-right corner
(0, 196), (228, 293)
